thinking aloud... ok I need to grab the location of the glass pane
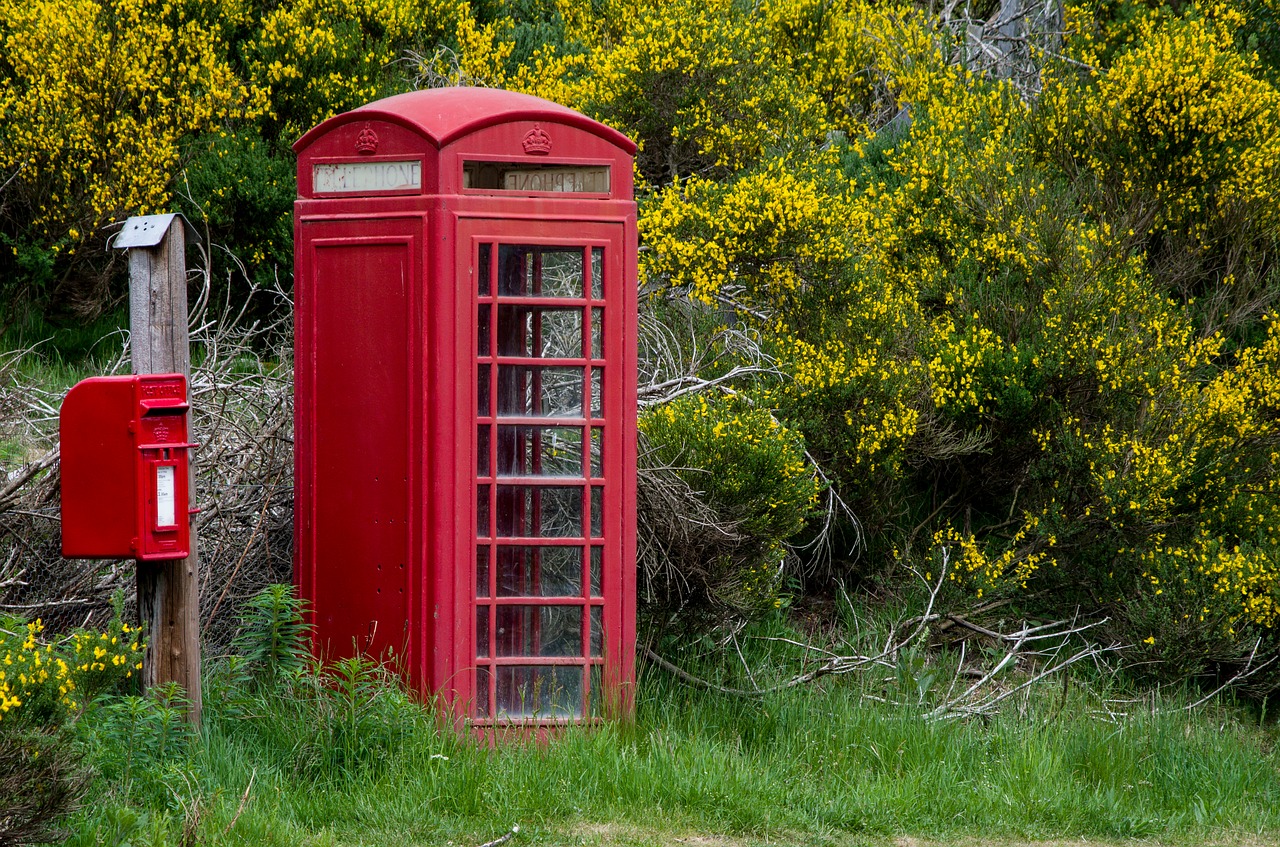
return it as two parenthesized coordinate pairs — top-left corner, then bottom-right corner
(495, 666), (583, 719)
(477, 606), (490, 658)
(590, 369), (602, 416)
(590, 487), (603, 537)
(498, 246), (584, 298)
(590, 546), (602, 595)
(591, 606), (603, 657)
(497, 365), (582, 418)
(591, 308), (603, 359)
(590, 427), (602, 477)
(478, 304), (491, 356)
(496, 484), (583, 537)
(477, 547), (490, 597)
(497, 546), (582, 596)
(477, 485), (490, 538)
(477, 365), (490, 416)
(591, 247), (604, 299)
(497, 605), (583, 657)
(477, 426), (490, 476)
(476, 666), (491, 717)
(498, 306), (583, 359)
(589, 664), (603, 717)
(478, 244), (492, 296)
(497, 426), (583, 477)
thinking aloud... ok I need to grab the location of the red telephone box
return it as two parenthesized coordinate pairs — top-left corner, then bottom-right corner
(293, 88), (637, 725)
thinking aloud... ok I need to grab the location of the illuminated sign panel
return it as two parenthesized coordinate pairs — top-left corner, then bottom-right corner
(313, 161), (421, 194)
(502, 166), (610, 193)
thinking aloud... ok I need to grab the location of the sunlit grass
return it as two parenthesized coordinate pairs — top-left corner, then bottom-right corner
(61, 633), (1280, 847)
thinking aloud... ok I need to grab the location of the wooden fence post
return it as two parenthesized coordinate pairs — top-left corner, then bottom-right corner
(116, 213), (203, 727)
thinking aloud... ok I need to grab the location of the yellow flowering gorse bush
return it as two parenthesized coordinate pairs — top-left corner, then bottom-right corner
(0, 617), (143, 724)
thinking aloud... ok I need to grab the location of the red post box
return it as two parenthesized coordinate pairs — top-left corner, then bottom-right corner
(60, 374), (193, 561)
(293, 88), (638, 725)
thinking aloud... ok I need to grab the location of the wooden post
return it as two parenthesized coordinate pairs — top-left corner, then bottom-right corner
(121, 214), (202, 727)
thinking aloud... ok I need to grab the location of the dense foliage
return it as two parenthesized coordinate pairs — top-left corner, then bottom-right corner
(2, 0), (1279, 682)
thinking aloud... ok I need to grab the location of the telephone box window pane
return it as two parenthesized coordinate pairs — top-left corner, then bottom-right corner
(497, 365), (583, 418)
(476, 666), (491, 718)
(497, 306), (583, 359)
(478, 244), (492, 296)
(477, 606), (490, 657)
(498, 246), (584, 298)
(497, 426), (583, 477)
(590, 547), (602, 596)
(590, 427), (602, 477)
(477, 485), (490, 538)
(496, 484), (583, 537)
(590, 606), (603, 657)
(477, 365), (491, 416)
(591, 247), (604, 299)
(589, 664), (603, 717)
(590, 369), (603, 416)
(477, 547), (490, 597)
(478, 305), (491, 356)
(495, 666), (583, 719)
(477, 426), (491, 476)
(497, 605), (582, 657)
(590, 487), (603, 537)
(497, 546), (582, 596)
(591, 308), (603, 359)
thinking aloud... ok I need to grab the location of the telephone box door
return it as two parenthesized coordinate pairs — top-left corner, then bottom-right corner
(460, 217), (636, 723)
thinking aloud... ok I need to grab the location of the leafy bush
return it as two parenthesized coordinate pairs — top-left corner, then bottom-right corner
(0, 727), (86, 846)
(638, 393), (822, 618)
(0, 0), (257, 317)
(0, 610), (144, 845)
(231, 582), (310, 684)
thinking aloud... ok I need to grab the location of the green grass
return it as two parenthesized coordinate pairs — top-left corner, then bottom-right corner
(60, 642), (1280, 847)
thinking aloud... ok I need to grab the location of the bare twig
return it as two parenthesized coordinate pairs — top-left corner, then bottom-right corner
(476, 825), (520, 847)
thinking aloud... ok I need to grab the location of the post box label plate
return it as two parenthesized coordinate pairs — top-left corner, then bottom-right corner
(313, 161), (421, 194)
(156, 465), (176, 528)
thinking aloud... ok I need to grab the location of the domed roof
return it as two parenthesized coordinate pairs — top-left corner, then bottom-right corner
(294, 87), (635, 154)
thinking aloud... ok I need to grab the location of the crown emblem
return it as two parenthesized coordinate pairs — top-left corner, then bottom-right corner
(355, 123), (379, 155)
(522, 124), (552, 155)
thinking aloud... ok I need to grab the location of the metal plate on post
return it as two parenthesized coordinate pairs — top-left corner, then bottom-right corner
(113, 213), (202, 249)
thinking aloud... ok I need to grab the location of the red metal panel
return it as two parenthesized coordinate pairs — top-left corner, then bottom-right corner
(296, 224), (419, 665)
(61, 377), (137, 558)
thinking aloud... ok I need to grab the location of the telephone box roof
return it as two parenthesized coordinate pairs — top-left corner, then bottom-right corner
(293, 87), (636, 155)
